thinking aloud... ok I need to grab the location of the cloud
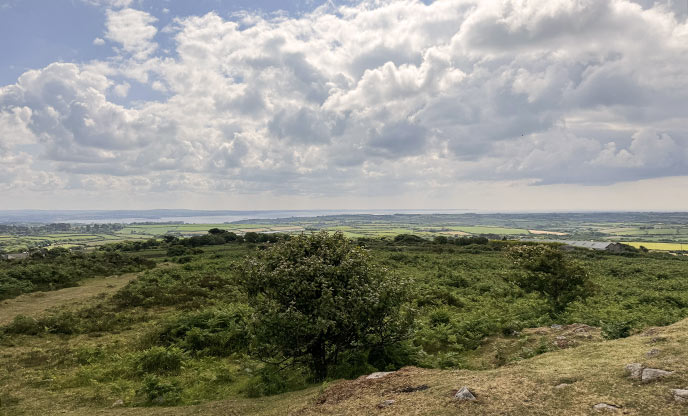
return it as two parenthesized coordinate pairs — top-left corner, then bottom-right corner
(93, 37), (106, 46)
(105, 8), (158, 60)
(1, 0), (688, 203)
(83, 0), (133, 8)
(112, 81), (130, 97)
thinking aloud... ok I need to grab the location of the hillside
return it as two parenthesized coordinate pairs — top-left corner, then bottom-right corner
(5, 318), (687, 415)
(3, 235), (688, 415)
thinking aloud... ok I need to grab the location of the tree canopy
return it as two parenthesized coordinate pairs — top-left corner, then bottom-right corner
(241, 231), (411, 380)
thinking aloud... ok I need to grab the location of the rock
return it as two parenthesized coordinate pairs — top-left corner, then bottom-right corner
(377, 399), (395, 408)
(593, 403), (621, 412)
(551, 324), (563, 330)
(366, 371), (395, 380)
(554, 383), (571, 389)
(454, 386), (476, 401)
(554, 336), (575, 348)
(646, 348), (661, 357)
(642, 368), (673, 382)
(111, 399), (124, 407)
(671, 389), (688, 402)
(625, 363), (644, 380)
(571, 324), (594, 333)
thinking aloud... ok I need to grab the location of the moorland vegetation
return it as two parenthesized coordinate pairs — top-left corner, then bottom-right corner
(1, 230), (688, 413)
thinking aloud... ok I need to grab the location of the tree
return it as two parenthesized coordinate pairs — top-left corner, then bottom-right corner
(506, 245), (591, 315)
(240, 231), (411, 381)
(243, 232), (260, 243)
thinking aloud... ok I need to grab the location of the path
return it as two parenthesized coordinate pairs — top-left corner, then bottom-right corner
(0, 273), (139, 326)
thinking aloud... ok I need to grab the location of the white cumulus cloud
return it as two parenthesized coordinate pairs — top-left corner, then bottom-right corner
(105, 8), (158, 60)
(1, 0), (688, 206)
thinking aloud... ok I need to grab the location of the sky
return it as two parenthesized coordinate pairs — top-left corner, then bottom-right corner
(0, 0), (687, 211)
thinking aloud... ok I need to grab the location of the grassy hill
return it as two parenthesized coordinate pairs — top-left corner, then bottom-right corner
(4, 318), (688, 415)
(3, 235), (688, 415)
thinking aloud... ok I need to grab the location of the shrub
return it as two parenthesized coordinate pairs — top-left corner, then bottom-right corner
(4, 315), (42, 335)
(140, 375), (182, 405)
(155, 304), (252, 356)
(242, 365), (309, 398)
(135, 347), (184, 374)
(601, 320), (632, 340)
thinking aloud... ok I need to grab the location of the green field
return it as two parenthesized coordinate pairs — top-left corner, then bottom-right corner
(3, 212), (688, 253)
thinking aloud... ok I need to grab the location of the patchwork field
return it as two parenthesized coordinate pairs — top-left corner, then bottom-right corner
(2, 212), (688, 253)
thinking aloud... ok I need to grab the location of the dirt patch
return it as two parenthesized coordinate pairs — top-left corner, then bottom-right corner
(315, 367), (425, 406)
(0, 273), (139, 325)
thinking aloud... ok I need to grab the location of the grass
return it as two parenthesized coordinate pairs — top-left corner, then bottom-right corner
(3, 238), (688, 415)
(4, 315), (688, 415)
(295, 319), (688, 415)
(0, 272), (140, 326)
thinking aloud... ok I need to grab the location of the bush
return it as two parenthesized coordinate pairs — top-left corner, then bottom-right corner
(112, 267), (238, 309)
(4, 315), (43, 335)
(242, 365), (309, 398)
(155, 304), (252, 356)
(135, 347), (184, 374)
(601, 320), (632, 340)
(140, 375), (182, 405)
(0, 250), (155, 301)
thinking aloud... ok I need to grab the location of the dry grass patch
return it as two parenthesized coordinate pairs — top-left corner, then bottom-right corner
(0, 273), (140, 326)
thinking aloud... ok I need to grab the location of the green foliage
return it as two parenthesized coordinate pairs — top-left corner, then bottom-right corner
(135, 347), (185, 375)
(6, 232), (688, 409)
(506, 245), (591, 315)
(241, 231), (412, 381)
(601, 320), (633, 340)
(0, 249), (155, 300)
(242, 365), (309, 398)
(4, 315), (43, 335)
(155, 304), (252, 356)
(113, 266), (240, 309)
(139, 375), (182, 405)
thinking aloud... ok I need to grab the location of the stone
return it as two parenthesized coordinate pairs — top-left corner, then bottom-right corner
(551, 324), (563, 330)
(593, 403), (621, 412)
(571, 324), (594, 333)
(366, 371), (395, 380)
(554, 383), (571, 389)
(671, 389), (688, 402)
(377, 400), (395, 408)
(454, 386), (476, 401)
(641, 368), (673, 382)
(646, 348), (661, 357)
(625, 363), (644, 380)
(111, 399), (124, 407)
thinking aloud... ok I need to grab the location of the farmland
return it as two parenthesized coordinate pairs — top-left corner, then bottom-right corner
(1, 212), (688, 253)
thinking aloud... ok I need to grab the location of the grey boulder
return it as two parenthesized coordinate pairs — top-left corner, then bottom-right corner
(454, 386), (476, 401)
(642, 368), (673, 382)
